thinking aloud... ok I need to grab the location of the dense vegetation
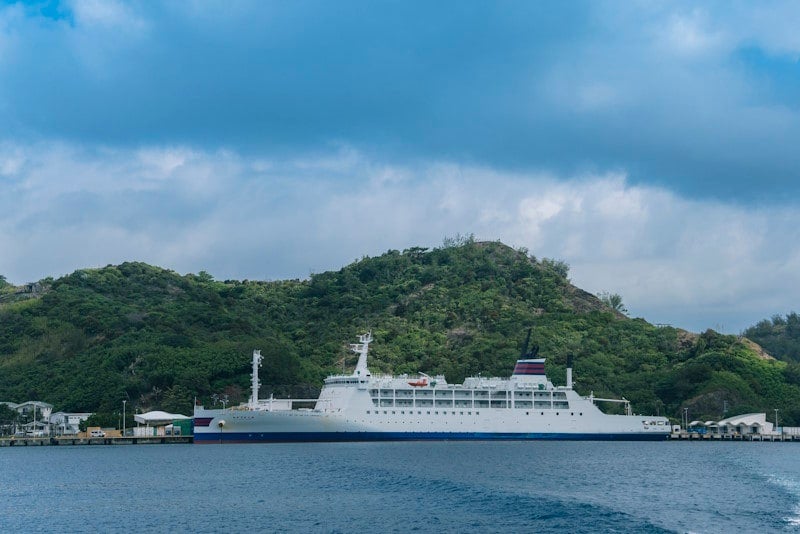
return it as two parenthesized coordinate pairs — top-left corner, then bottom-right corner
(744, 313), (800, 363)
(2, 240), (799, 425)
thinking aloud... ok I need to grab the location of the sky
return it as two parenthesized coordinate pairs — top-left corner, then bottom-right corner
(1, 0), (799, 334)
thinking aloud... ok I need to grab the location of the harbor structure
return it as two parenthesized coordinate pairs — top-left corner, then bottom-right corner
(132, 411), (192, 437)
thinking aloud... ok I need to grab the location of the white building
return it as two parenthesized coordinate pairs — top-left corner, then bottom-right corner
(14, 401), (53, 421)
(50, 412), (93, 436)
(132, 411), (191, 437)
(689, 413), (776, 436)
(1, 401), (53, 435)
(2, 401), (93, 436)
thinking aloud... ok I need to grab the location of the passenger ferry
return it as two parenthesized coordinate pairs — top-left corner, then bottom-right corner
(193, 333), (671, 442)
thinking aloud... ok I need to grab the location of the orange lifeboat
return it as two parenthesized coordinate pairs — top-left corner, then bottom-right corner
(408, 377), (428, 387)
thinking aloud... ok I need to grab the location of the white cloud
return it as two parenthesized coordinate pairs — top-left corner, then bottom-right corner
(67, 0), (147, 31)
(722, 1), (800, 57)
(658, 9), (726, 58)
(0, 3), (25, 69)
(1, 142), (798, 334)
(0, 142), (25, 176)
(627, 2), (800, 60)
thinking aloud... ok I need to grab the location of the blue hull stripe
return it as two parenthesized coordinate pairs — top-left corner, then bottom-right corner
(194, 431), (669, 443)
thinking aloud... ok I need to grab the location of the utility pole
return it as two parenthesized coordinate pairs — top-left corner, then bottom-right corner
(123, 400), (127, 438)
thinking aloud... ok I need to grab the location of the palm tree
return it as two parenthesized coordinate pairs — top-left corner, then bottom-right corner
(599, 292), (628, 315)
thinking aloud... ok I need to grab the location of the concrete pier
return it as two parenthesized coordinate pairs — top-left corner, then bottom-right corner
(0, 435), (193, 447)
(670, 432), (800, 442)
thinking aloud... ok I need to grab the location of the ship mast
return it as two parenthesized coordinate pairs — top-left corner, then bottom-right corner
(250, 349), (263, 408)
(351, 332), (373, 377)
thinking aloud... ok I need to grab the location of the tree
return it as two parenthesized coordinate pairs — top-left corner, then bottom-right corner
(161, 385), (193, 415)
(599, 292), (628, 314)
(196, 271), (214, 283)
(0, 404), (19, 436)
(442, 233), (475, 248)
(80, 412), (117, 431)
(541, 258), (570, 279)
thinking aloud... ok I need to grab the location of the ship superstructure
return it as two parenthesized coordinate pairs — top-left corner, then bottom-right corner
(193, 333), (671, 442)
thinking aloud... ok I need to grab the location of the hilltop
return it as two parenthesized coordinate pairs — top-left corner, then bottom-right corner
(2, 240), (799, 424)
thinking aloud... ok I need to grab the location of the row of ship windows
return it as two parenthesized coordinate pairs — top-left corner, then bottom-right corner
(365, 410), (584, 416)
(370, 390), (568, 399)
(328, 378), (363, 384)
(371, 400), (570, 409)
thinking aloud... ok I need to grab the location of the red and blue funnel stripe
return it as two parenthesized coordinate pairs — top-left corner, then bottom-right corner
(513, 358), (546, 375)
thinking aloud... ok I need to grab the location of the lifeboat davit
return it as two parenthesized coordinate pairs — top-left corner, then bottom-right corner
(408, 377), (428, 387)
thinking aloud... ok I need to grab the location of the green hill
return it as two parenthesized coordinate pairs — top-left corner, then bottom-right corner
(744, 313), (800, 363)
(2, 240), (799, 425)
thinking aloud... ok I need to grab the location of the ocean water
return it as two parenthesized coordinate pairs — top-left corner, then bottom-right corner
(1, 441), (799, 533)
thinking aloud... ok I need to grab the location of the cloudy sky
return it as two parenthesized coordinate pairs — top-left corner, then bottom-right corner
(1, 1), (799, 333)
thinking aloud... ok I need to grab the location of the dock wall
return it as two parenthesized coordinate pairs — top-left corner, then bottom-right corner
(0, 436), (193, 447)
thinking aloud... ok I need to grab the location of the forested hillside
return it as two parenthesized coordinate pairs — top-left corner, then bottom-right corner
(744, 313), (800, 363)
(2, 240), (800, 424)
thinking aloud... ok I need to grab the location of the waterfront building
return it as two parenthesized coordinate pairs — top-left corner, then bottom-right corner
(50, 412), (93, 436)
(133, 411), (191, 437)
(687, 413), (776, 436)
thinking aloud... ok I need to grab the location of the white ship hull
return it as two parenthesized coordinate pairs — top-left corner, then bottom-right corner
(194, 405), (669, 442)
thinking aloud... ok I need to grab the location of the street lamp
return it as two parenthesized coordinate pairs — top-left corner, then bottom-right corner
(123, 400), (127, 438)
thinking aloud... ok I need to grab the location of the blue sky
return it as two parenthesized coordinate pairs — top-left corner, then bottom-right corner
(1, 0), (799, 334)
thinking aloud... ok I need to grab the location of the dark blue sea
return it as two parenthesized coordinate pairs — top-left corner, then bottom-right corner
(2, 441), (799, 533)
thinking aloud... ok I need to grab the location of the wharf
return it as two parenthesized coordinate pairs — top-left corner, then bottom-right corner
(0, 436), (193, 447)
(670, 432), (800, 442)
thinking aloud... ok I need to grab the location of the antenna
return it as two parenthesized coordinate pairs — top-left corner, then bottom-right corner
(250, 349), (263, 408)
(566, 354), (574, 389)
(519, 328), (540, 359)
(520, 328), (532, 358)
(351, 332), (373, 377)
